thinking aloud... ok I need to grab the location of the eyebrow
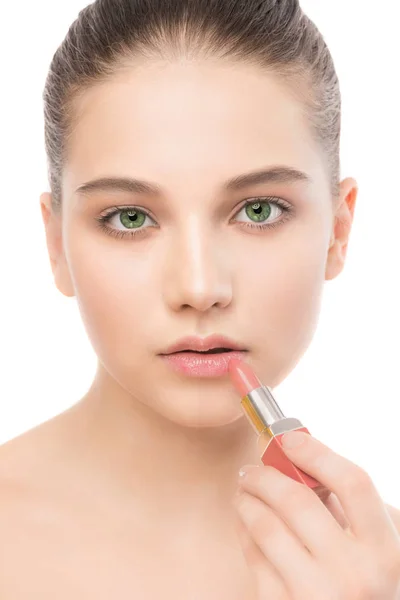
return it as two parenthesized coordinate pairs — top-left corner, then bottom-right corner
(74, 165), (312, 197)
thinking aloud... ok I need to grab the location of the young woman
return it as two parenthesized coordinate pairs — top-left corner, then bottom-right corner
(1, 0), (399, 598)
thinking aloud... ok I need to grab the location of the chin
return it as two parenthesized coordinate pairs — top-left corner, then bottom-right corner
(145, 382), (246, 429)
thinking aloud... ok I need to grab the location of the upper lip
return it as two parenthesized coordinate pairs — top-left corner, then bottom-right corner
(160, 334), (247, 354)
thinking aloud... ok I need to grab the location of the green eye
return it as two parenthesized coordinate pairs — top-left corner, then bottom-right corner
(96, 205), (156, 240)
(120, 209), (146, 229)
(244, 201), (271, 222)
(234, 197), (292, 231)
(96, 196), (292, 241)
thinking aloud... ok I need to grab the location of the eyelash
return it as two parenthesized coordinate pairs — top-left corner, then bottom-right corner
(94, 196), (294, 240)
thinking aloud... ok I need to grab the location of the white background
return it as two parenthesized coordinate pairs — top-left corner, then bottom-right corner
(1, 1), (399, 505)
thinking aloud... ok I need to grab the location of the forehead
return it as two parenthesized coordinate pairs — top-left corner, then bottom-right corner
(64, 61), (326, 195)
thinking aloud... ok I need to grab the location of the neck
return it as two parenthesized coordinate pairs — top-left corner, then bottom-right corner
(61, 363), (260, 529)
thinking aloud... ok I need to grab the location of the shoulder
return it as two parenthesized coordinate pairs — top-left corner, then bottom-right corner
(0, 424), (69, 559)
(0, 419), (63, 518)
(0, 443), (34, 559)
(0, 408), (74, 487)
(0, 431), (67, 595)
(0, 433), (40, 513)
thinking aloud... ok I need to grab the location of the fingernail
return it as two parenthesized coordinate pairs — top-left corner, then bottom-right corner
(238, 464), (259, 480)
(281, 430), (307, 449)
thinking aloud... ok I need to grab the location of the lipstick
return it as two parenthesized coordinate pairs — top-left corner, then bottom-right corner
(229, 359), (331, 502)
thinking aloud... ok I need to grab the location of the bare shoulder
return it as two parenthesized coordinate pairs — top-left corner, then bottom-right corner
(0, 403), (81, 478)
(0, 422), (54, 513)
(0, 430), (47, 572)
(0, 409), (76, 523)
(0, 413), (62, 477)
(0, 414), (83, 587)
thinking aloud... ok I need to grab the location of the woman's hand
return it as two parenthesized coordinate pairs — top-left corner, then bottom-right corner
(232, 430), (400, 599)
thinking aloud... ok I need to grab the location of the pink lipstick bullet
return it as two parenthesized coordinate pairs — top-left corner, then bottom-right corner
(229, 359), (331, 502)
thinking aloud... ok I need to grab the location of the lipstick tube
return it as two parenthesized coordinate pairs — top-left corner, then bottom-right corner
(229, 359), (331, 502)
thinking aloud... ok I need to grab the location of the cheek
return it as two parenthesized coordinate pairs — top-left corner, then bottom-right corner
(235, 233), (327, 384)
(66, 234), (161, 363)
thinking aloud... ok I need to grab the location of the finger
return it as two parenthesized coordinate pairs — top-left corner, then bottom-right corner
(323, 493), (357, 540)
(233, 511), (289, 599)
(280, 431), (397, 546)
(239, 465), (348, 562)
(384, 503), (400, 536)
(323, 492), (350, 531)
(234, 490), (322, 593)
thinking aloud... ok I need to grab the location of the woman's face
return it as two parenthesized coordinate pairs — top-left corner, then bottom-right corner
(41, 60), (357, 428)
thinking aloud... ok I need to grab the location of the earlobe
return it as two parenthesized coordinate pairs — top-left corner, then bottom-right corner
(53, 263), (76, 299)
(39, 192), (76, 298)
(325, 239), (345, 281)
(324, 178), (358, 282)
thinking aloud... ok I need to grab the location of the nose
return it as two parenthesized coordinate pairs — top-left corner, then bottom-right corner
(162, 220), (233, 313)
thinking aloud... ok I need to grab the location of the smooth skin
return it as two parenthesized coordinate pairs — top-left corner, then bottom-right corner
(0, 57), (399, 598)
(233, 431), (400, 598)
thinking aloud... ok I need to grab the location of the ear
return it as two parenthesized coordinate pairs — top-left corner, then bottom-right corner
(39, 192), (75, 298)
(325, 178), (358, 281)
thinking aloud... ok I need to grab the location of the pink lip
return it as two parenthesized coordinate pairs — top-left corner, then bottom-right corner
(161, 334), (245, 354)
(159, 334), (248, 377)
(160, 350), (247, 377)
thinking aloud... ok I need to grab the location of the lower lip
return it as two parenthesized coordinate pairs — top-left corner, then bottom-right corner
(160, 351), (247, 377)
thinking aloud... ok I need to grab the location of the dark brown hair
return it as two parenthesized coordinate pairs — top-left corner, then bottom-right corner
(43, 0), (341, 214)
